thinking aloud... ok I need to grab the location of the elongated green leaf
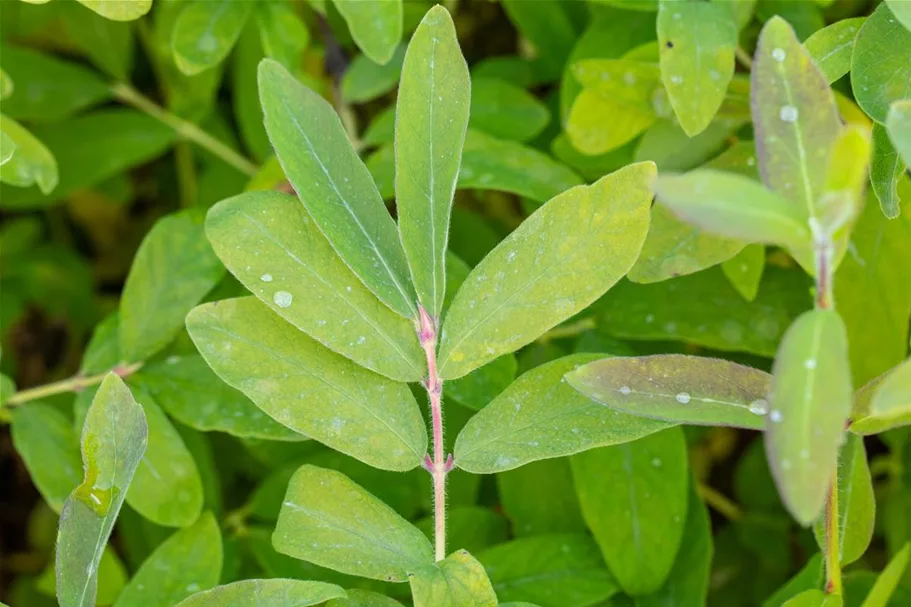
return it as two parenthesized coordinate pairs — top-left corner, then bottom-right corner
(134, 355), (301, 441)
(409, 550), (497, 607)
(274, 465), (434, 581)
(851, 358), (911, 435)
(470, 77), (549, 142)
(812, 434), (874, 565)
(752, 16), (841, 219)
(852, 4), (911, 124)
(176, 579), (346, 607)
(570, 427), (689, 595)
(187, 297), (427, 471)
(206, 191), (424, 381)
(258, 59), (417, 318)
(396, 6), (469, 319)
(113, 512), (222, 607)
(172, 0), (253, 75)
(125, 387), (203, 528)
(478, 534), (619, 607)
(10, 402), (82, 512)
(657, 2), (736, 136)
(334, 0), (402, 65)
(62, 0), (134, 80)
(654, 169), (811, 255)
(871, 124), (906, 219)
(860, 544), (910, 607)
(497, 458), (586, 537)
(804, 18), (864, 84)
(0, 44), (110, 123)
(454, 355), (670, 474)
(341, 47), (404, 104)
(120, 209), (224, 363)
(0, 115), (57, 194)
(887, 100), (911, 167)
(568, 354), (771, 430)
(56, 375), (148, 607)
(765, 309), (852, 525)
(723, 243), (765, 301)
(439, 162), (654, 379)
(77, 0), (151, 21)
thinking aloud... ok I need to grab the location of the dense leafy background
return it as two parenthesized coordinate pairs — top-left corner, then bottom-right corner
(1, 0), (909, 606)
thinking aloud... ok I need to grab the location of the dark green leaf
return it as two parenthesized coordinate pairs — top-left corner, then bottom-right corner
(470, 77), (550, 142)
(172, 0), (253, 75)
(62, 0), (134, 80)
(333, 0), (402, 65)
(496, 458), (586, 537)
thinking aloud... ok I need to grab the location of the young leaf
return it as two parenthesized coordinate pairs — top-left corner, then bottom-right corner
(765, 309), (852, 525)
(803, 17), (865, 84)
(56, 375), (148, 607)
(409, 550), (498, 607)
(870, 124), (906, 219)
(470, 77), (550, 142)
(887, 100), (911, 167)
(119, 209), (225, 363)
(859, 544), (910, 607)
(818, 124), (871, 233)
(205, 191), (424, 382)
(851, 4), (911, 124)
(478, 534), (619, 607)
(273, 465), (434, 581)
(0, 115), (57, 194)
(567, 354), (771, 430)
(851, 358), (911, 435)
(76, 0), (151, 21)
(10, 402), (82, 512)
(333, 0), (403, 65)
(654, 169), (812, 254)
(722, 243), (765, 301)
(175, 579), (346, 607)
(752, 16), (841, 218)
(570, 428), (689, 595)
(396, 5), (470, 319)
(812, 434), (874, 565)
(113, 512), (222, 607)
(657, 2), (737, 136)
(439, 162), (654, 379)
(171, 0), (253, 75)
(186, 297), (427, 472)
(258, 59), (417, 318)
(454, 355), (670, 474)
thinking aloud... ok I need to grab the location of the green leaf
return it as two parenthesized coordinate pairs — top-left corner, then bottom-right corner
(656, 2), (736, 136)
(637, 481), (713, 607)
(765, 309), (852, 525)
(120, 209), (224, 363)
(851, 358), (911, 435)
(752, 17), (841, 220)
(258, 59), (417, 318)
(447, 354), (517, 411)
(326, 589), (405, 607)
(812, 434), (874, 565)
(860, 544), (910, 607)
(803, 17), (864, 84)
(273, 465), (434, 581)
(233, 24), (271, 162)
(567, 354), (771, 430)
(113, 512), (222, 607)
(172, 0), (253, 75)
(10, 402), (82, 512)
(634, 119), (742, 173)
(501, 0), (576, 81)
(570, 427), (689, 595)
(396, 5), (470, 319)
(470, 77), (550, 142)
(175, 579), (346, 607)
(782, 590), (840, 607)
(454, 355), (670, 474)
(341, 46), (405, 104)
(124, 387), (203, 528)
(852, 4), (911, 124)
(0, 109), (176, 210)
(333, 0), (402, 65)
(186, 297), (427, 471)
(134, 355), (301, 441)
(762, 553), (825, 607)
(496, 458), (586, 537)
(722, 243), (765, 302)
(654, 169), (811, 254)
(256, 0), (310, 70)
(478, 534), (619, 607)
(205, 191), (424, 382)
(871, 123), (906, 219)
(887, 100), (911, 167)
(409, 550), (497, 607)
(887, 0), (911, 31)
(0, 67), (12, 99)
(0, 115), (57, 194)
(76, 0), (151, 21)
(0, 44), (110, 123)
(56, 375), (148, 607)
(62, 0), (134, 80)
(439, 162), (654, 379)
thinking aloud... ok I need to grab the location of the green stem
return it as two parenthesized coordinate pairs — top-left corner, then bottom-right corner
(825, 472), (842, 594)
(537, 317), (596, 343)
(110, 83), (258, 177)
(5, 362), (143, 407)
(735, 46), (753, 70)
(697, 483), (744, 521)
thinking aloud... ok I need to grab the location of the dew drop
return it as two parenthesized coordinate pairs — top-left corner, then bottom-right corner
(781, 458), (792, 470)
(779, 105), (799, 123)
(624, 72), (637, 85)
(619, 385), (632, 395)
(804, 359), (817, 369)
(771, 47), (786, 62)
(769, 409), (783, 423)
(260, 273), (273, 282)
(670, 75), (684, 85)
(746, 156), (756, 167)
(273, 291), (293, 308)
(652, 457), (662, 468)
(676, 392), (691, 404)
(709, 69), (721, 81)
(749, 399), (768, 415)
